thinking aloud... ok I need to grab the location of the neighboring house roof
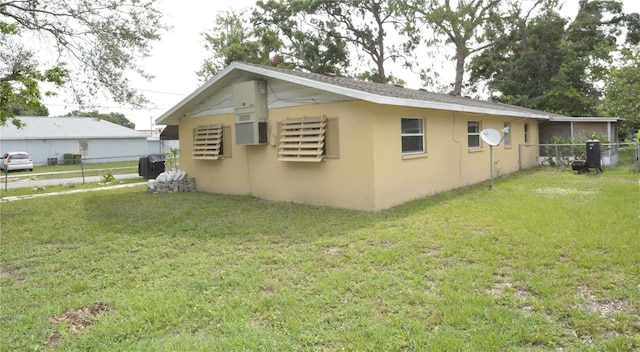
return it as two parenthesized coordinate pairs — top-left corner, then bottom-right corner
(157, 62), (559, 125)
(1, 116), (148, 140)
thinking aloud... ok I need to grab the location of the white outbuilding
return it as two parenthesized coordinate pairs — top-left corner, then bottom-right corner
(1, 116), (160, 166)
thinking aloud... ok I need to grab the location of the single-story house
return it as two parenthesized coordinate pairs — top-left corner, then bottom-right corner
(1, 116), (159, 166)
(156, 62), (559, 211)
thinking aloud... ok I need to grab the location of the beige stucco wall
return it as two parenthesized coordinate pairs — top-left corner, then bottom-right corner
(178, 101), (378, 210)
(368, 104), (539, 210)
(177, 100), (541, 211)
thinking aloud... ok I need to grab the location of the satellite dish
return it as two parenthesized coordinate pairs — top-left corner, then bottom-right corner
(480, 128), (501, 146)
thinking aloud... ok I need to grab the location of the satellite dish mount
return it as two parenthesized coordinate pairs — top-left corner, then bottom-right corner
(480, 128), (509, 190)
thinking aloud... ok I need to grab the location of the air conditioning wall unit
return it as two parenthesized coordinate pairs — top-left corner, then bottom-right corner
(233, 80), (268, 145)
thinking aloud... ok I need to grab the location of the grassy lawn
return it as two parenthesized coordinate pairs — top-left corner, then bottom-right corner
(1, 152), (638, 351)
(33, 160), (139, 174)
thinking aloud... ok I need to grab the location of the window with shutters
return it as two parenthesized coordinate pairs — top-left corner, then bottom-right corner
(192, 124), (231, 160)
(278, 116), (331, 162)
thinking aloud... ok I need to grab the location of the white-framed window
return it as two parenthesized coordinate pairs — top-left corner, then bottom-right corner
(401, 117), (425, 155)
(468, 121), (481, 149)
(524, 123), (530, 144)
(503, 122), (511, 146)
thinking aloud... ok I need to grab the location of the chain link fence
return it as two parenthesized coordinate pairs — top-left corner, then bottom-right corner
(521, 142), (624, 169)
(2, 155), (143, 191)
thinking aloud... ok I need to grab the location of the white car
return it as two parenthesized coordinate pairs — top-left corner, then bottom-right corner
(0, 152), (33, 172)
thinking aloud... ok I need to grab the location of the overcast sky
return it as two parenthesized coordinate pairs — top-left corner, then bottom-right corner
(42, 0), (640, 130)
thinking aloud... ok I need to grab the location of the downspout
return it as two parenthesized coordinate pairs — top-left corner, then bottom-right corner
(518, 144), (522, 171)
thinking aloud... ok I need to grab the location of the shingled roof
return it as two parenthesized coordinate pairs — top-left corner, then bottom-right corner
(157, 62), (559, 125)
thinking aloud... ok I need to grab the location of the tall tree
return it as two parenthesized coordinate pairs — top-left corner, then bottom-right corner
(599, 47), (640, 137)
(65, 110), (136, 129)
(408, 0), (507, 95)
(0, 0), (166, 126)
(312, 0), (417, 83)
(253, 0), (350, 75)
(198, 10), (282, 80)
(198, 4), (350, 80)
(470, 8), (568, 109)
(470, 0), (632, 117)
(201, 0), (416, 84)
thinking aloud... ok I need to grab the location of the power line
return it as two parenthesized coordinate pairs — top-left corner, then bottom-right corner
(67, 80), (189, 96)
(44, 102), (172, 111)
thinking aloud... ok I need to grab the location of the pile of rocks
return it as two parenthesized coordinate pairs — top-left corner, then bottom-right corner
(147, 169), (196, 193)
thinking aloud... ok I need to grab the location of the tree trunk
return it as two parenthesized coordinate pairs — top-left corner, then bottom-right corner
(453, 47), (465, 95)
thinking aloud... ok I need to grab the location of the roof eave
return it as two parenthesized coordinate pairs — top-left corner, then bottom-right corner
(155, 63), (239, 125)
(156, 62), (551, 124)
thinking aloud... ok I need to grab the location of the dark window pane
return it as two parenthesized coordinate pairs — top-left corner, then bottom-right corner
(402, 119), (422, 134)
(468, 135), (480, 148)
(402, 136), (423, 153)
(468, 121), (479, 133)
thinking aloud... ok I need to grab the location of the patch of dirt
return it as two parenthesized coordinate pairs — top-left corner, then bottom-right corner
(325, 246), (343, 257)
(578, 286), (631, 318)
(0, 266), (26, 279)
(46, 302), (111, 347)
(534, 187), (596, 196)
(488, 273), (529, 298)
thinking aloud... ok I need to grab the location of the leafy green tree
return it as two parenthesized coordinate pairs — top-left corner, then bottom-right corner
(407, 0), (511, 95)
(470, 8), (568, 108)
(599, 47), (640, 137)
(198, 2), (351, 80)
(197, 10), (281, 80)
(312, 0), (417, 83)
(0, 25), (66, 127)
(13, 104), (49, 117)
(253, 0), (350, 75)
(470, 0), (632, 117)
(65, 110), (136, 129)
(0, 0), (166, 126)
(201, 0), (416, 84)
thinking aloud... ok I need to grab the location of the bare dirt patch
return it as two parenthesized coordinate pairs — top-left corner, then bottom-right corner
(46, 302), (111, 347)
(578, 286), (631, 317)
(534, 187), (596, 196)
(488, 273), (529, 299)
(0, 266), (26, 279)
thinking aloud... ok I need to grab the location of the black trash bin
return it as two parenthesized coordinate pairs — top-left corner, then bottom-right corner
(586, 140), (603, 173)
(138, 154), (165, 179)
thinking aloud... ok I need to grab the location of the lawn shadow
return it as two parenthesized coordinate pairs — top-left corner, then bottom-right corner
(79, 186), (469, 245)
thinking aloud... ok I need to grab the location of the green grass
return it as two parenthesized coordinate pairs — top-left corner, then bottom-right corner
(35, 160), (139, 174)
(1, 155), (639, 351)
